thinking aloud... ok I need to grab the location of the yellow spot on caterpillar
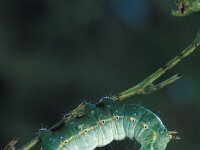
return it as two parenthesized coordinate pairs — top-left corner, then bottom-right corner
(169, 134), (172, 139)
(60, 140), (68, 148)
(97, 120), (105, 125)
(129, 117), (135, 122)
(59, 135), (76, 148)
(79, 129), (88, 135)
(142, 123), (148, 129)
(152, 132), (157, 141)
(112, 115), (119, 120)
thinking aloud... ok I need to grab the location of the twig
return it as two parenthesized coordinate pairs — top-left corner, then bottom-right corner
(17, 137), (40, 150)
(112, 28), (200, 100)
(3, 138), (19, 150)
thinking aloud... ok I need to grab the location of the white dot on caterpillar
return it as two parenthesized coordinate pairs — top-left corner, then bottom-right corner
(78, 124), (84, 129)
(91, 110), (95, 115)
(70, 122), (74, 125)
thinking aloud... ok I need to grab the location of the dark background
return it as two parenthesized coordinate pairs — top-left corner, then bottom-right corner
(1, 0), (200, 149)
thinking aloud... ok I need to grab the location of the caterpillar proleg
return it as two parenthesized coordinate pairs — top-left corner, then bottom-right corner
(40, 98), (172, 150)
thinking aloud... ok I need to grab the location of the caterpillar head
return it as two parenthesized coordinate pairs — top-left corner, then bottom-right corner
(172, 0), (200, 16)
(150, 128), (170, 150)
(153, 130), (180, 149)
(139, 129), (170, 150)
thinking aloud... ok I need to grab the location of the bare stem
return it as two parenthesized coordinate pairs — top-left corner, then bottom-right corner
(112, 28), (200, 101)
(17, 137), (41, 150)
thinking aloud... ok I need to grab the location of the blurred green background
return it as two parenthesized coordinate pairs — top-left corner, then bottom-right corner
(1, 0), (200, 149)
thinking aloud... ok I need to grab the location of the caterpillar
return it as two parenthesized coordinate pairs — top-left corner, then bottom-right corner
(172, 0), (200, 16)
(40, 97), (177, 150)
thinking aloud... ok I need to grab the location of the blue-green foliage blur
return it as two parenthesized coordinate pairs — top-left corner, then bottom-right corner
(0, 0), (200, 149)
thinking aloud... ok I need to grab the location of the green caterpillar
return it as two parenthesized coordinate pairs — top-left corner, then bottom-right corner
(172, 0), (200, 16)
(40, 97), (175, 150)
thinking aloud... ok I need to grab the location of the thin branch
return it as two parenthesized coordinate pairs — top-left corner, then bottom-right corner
(112, 28), (200, 100)
(18, 137), (40, 150)
(3, 138), (19, 150)
(141, 74), (182, 94)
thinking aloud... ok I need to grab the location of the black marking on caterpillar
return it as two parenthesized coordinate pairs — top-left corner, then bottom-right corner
(95, 101), (105, 108)
(50, 121), (65, 132)
(75, 115), (87, 119)
(40, 97), (173, 150)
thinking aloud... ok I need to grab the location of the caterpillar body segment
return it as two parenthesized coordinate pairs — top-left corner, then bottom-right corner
(40, 97), (171, 150)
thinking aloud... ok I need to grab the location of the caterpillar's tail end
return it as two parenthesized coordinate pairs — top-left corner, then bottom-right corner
(168, 131), (181, 140)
